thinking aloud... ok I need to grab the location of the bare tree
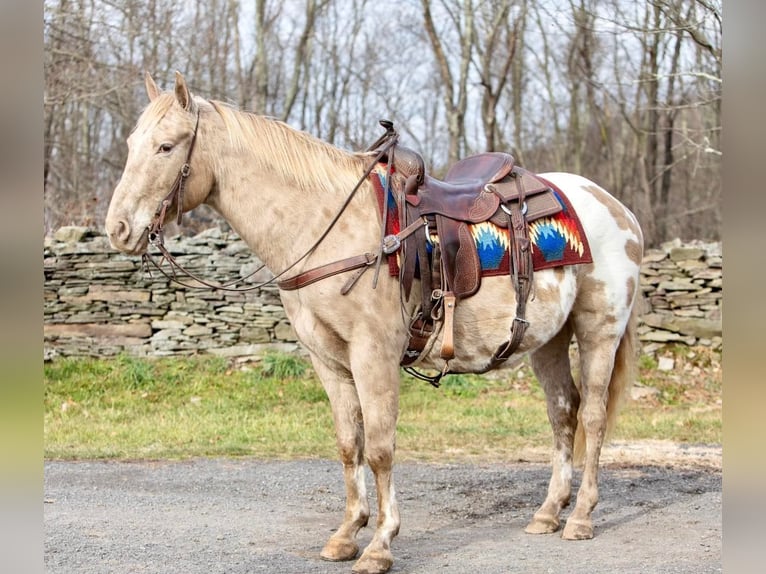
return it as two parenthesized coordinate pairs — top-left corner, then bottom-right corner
(421, 0), (475, 164)
(525, 1), (565, 169)
(281, 0), (331, 121)
(43, 0), (721, 245)
(472, 0), (525, 157)
(607, 0), (722, 243)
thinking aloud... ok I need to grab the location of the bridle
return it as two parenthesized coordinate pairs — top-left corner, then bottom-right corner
(141, 107), (263, 291)
(147, 110), (200, 241)
(142, 107), (283, 292)
(141, 111), (403, 293)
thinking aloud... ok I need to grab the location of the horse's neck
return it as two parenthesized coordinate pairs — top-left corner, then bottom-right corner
(205, 126), (378, 273)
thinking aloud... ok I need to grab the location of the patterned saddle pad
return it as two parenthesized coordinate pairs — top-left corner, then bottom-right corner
(370, 165), (592, 277)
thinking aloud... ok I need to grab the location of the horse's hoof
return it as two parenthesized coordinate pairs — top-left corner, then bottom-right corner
(561, 517), (594, 540)
(320, 537), (359, 562)
(351, 549), (394, 574)
(524, 514), (560, 534)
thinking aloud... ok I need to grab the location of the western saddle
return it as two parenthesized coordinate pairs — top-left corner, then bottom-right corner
(369, 121), (563, 384)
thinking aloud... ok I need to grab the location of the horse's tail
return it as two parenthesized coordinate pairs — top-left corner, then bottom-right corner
(573, 297), (639, 465)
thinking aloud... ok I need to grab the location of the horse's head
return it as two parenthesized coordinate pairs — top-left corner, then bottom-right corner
(105, 72), (214, 254)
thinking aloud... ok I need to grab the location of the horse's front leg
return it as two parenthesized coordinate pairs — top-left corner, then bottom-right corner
(350, 357), (401, 574)
(311, 356), (370, 563)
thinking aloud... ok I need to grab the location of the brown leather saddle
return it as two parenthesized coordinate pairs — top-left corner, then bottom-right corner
(372, 123), (563, 383)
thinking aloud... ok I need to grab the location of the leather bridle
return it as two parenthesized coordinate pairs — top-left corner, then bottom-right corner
(145, 109), (199, 245)
(140, 108), (267, 291)
(141, 111), (402, 293)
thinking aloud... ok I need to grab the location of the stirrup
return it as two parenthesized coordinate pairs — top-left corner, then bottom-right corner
(403, 365), (448, 388)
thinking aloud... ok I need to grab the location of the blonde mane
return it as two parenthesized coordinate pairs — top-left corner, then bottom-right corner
(208, 100), (372, 197)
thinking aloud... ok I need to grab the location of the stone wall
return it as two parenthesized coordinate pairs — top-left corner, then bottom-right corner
(44, 227), (300, 362)
(637, 238), (722, 351)
(44, 227), (722, 361)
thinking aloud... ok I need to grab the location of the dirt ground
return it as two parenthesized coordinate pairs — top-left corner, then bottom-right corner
(44, 441), (721, 574)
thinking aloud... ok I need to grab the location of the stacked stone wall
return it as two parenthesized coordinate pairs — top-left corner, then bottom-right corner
(44, 227), (722, 361)
(637, 239), (722, 351)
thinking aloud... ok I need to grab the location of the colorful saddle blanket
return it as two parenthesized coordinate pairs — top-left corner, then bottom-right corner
(370, 164), (592, 277)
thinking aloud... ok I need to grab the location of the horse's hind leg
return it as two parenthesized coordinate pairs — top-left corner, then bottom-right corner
(525, 322), (579, 534)
(311, 357), (370, 563)
(562, 300), (634, 540)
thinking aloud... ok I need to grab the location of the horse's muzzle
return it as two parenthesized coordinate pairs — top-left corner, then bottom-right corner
(105, 216), (149, 255)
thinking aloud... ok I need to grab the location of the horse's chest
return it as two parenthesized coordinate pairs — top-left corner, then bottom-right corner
(280, 285), (405, 365)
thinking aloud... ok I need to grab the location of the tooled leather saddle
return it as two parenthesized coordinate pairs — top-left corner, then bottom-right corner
(368, 121), (563, 384)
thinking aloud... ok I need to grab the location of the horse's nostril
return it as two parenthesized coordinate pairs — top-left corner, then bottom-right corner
(114, 219), (130, 242)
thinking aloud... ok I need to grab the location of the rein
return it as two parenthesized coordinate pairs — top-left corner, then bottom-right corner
(141, 114), (401, 293)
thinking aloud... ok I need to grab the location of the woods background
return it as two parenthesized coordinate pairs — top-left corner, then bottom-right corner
(43, 0), (722, 248)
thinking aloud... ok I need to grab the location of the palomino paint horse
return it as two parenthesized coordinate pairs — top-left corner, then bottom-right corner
(106, 72), (643, 574)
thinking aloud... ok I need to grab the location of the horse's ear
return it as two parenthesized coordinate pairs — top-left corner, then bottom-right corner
(174, 71), (193, 111)
(145, 72), (161, 102)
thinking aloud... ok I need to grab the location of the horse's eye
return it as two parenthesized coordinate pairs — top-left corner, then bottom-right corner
(157, 143), (173, 154)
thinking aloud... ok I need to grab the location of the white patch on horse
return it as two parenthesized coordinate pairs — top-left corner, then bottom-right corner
(541, 173), (642, 331)
(558, 450), (573, 483)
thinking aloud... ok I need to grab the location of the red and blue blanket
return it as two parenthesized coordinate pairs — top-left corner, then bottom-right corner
(370, 164), (592, 277)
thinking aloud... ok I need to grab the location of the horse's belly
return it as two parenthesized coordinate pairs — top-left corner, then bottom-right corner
(417, 268), (578, 373)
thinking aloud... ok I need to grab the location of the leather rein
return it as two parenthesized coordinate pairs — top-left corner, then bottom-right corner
(141, 113), (404, 294)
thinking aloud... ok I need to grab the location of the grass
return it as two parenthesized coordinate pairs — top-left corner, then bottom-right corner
(44, 347), (721, 461)
(615, 345), (722, 444)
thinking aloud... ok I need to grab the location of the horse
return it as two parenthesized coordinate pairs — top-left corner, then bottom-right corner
(105, 72), (643, 574)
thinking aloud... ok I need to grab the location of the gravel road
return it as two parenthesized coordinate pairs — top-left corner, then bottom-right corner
(44, 445), (721, 574)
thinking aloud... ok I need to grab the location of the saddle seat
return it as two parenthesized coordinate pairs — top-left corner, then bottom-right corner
(399, 151), (562, 298)
(405, 152), (512, 223)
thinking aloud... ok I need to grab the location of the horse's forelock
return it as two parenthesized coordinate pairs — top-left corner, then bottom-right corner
(132, 93), (176, 135)
(132, 92), (202, 139)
